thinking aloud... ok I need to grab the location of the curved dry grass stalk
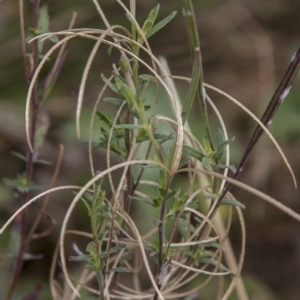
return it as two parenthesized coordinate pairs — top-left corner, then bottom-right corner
(25, 35), (76, 152)
(0, 185), (84, 235)
(177, 167), (300, 221)
(76, 26), (118, 139)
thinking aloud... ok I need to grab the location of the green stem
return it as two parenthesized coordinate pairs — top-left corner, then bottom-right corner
(182, 0), (214, 151)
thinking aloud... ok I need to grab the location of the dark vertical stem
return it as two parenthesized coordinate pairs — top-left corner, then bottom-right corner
(5, 1), (41, 299)
(152, 176), (173, 300)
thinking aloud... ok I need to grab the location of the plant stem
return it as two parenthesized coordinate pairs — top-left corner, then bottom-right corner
(182, 0), (214, 151)
(5, 1), (41, 296)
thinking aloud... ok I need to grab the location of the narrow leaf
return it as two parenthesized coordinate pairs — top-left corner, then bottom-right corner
(201, 157), (212, 171)
(108, 267), (131, 273)
(103, 97), (124, 106)
(34, 109), (50, 150)
(183, 144), (204, 160)
(146, 11), (177, 39)
(181, 47), (201, 124)
(114, 124), (142, 130)
(101, 74), (119, 95)
(219, 198), (246, 209)
(199, 257), (231, 273)
(178, 157), (190, 169)
(96, 111), (111, 126)
(130, 196), (156, 208)
(216, 163), (237, 173)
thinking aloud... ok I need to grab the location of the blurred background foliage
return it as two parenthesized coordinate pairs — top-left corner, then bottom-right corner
(0, 0), (300, 299)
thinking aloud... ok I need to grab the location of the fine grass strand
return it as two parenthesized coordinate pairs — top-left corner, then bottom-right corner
(25, 35), (75, 152)
(220, 207), (246, 300)
(177, 167), (300, 222)
(0, 185), (84, 235)
(76, 27), (116, 139)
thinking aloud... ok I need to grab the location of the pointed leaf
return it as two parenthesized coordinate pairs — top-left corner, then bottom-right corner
(146, 11), (177, 39)
(108, 267), (131, 273)
(103, 97), (124, 106)
(130, 196), (156, 208)
(34, 109), (50, 150)
(96, 111), (112, 126)
(216, 163), (237, 173)
(201, 157), (212, 171)
(178, 157), (190, 169)
(215, 128), (225, 160)
(114, 124), (142, 130)
(81, 198), (92, 215)
(101, 74), (119, 95)
(143, 4), (160, 32)
(38, 5), (49, 33)
(183, 144), (204, 161)
(199, 257), (231, 273)
(219, 198), (245, 209)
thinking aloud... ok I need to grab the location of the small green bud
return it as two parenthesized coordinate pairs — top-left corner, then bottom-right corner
(119, 55), (132, 74)
(115, 77), (138, 108)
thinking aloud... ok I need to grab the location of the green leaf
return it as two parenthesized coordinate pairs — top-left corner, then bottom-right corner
(203, 136), (211, 153)
(178, 218), (196, 240)
(140, 4), (160, 40)
(38, 5), (49, 33)
(182, 145), (204, 161)
(219, 198), (245, 209)
(114, 124), (143, 130)
(159, 169), (167, 190)
(146, 11), (177, 39)
(103, 97), (124, 106)
(215, 128), (225, 160)
(201, 242), (221, 249)
(11, 151), (26, 162)
(178, 157), (190, 169)
(101, 74), (120, 95)
(34, 158), (52, 165)
(166, 190), (178, 200)
(214, 136), (235, 161)
(81, 198), (92, 215)
(136, 132), (173, 144)
(199, 257), (231, 273)
(115, 77), (138, 107)
(181, 47), (201, 124)
(3, 173), (40, 193)
(37, 5), (50, 53)
(48, 35), (59, 44)
(144, 4), (160, 30)
(216, 163), (237, 173)
(130, 196), (156, 208)
(11, 152), (52, 165)
(101, 245), (125, 258)
(34, 109), (50, 150)
(108, 267), (131, 273)
(97, 111), (112, 126)
(95, 270), (104, 288)
(201, 157), (212, 171)
(98, 230), (109, 241)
